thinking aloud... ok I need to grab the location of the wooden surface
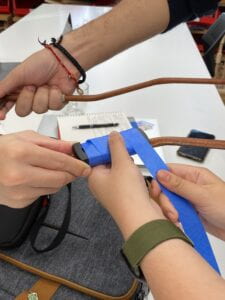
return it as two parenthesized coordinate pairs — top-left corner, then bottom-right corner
(219, 0), (225, 7)
(0, 13), (12, 31)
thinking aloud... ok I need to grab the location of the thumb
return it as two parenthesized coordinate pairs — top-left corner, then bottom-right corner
(109, 131), (131, 169)
(0, 67), (24, 98)
(157, 169), (206, 206)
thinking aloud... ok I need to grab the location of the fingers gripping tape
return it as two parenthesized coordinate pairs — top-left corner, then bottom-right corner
(81, 129), (136, 166)
(75, 128), (220, 273)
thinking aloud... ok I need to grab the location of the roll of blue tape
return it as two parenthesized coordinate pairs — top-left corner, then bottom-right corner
(81, 128), (220, 273)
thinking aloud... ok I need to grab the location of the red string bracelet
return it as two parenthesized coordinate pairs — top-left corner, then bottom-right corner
(39, 39), (77, 83)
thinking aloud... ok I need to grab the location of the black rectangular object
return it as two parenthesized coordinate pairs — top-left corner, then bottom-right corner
(177, 129), (215, 162)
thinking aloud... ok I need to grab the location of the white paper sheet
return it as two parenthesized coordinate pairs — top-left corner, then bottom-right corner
(57, 112), (132, 142)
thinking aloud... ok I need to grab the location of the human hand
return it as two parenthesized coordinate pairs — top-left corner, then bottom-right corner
(0, 41), (79, 119)
(88, 131), (164, 239)
(0, 131), (90, 208)
(150, 164), (225, 241)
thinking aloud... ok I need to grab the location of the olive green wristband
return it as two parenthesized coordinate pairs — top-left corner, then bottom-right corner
(121, 219), (193, 279)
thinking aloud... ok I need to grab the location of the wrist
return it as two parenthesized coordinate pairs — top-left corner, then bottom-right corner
(46, 44), (81, 83)
(62, 30), (97, 72)
(121, 219), (193, 281)
(112, 199), (165, 240)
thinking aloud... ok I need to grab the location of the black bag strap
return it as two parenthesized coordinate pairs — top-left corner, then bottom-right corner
(30, 184), (72, 253)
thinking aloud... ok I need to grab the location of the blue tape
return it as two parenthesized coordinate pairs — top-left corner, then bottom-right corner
(82, 130), (136, 166)
(130, 128), (220, 273)
(81, 128), (220, 273)
(130, 121), (139, 128)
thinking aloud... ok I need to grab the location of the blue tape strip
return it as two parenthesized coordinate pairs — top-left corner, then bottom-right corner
(82, 130), (136, 166)
(131, 128), (220, 273)
(130, 121), (139, 128)
(81, 128), (220, 273)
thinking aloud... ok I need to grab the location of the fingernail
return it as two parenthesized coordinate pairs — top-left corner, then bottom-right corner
(168, 212), (176, 221)
(109, 131), (119, 137)
(82, 167), (91, 177)
(109, 131), (121, 141)
(157, 170), (170, 182)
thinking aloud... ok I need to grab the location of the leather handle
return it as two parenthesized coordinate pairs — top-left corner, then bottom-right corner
(2, 77), (225, 149)
(2, 77), (225, 102)
(149, 137), (225, 149)
(15, 278), (60, 300)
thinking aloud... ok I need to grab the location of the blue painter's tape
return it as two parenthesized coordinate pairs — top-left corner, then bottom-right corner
(130, 128), (220, 274)
(82, 129), (136, 166)
(81, 128), (220, 273)
(130, 121), (139, 128)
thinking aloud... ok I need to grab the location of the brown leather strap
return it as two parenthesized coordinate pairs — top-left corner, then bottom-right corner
(15, 291), (30, 300)
(67, 77), (225, 102)
(2, 77), (225, 150)
(16, 278), (60, 300)
(0, 252), (138, 300)
(3, 77), (225, 102)
(149, 136), (225, 149)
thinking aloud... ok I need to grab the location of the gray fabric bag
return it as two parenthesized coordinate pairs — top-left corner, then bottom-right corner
(0, 178), (147, 299)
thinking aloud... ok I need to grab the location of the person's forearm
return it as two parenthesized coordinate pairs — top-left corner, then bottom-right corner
(141, 239), (225, 300)
(63, 0), (169, 71)
(116, 204), (225, 300)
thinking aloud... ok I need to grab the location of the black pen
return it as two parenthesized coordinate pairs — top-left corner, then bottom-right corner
(72, 123), (119, 129)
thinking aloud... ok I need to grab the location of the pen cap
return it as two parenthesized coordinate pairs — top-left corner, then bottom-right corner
(79, 128), (144, 166)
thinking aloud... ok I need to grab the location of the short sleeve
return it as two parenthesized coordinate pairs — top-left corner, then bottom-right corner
(165, 0), (219, 31)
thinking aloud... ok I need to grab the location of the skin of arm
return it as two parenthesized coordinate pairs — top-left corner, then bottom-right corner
(88, 131), (225, 300)
(0, 0), (169, 118)
(62, 0), (170, 70)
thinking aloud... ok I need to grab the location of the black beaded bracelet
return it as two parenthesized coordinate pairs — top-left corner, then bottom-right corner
(51, 36), (86, 84)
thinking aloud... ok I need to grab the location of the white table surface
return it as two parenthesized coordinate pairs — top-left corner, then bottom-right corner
(0, 3), (225, 289)
(0, 4), (109, 62)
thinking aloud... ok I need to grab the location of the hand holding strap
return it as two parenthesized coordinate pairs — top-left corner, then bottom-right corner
(4, 77), (225, 103)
